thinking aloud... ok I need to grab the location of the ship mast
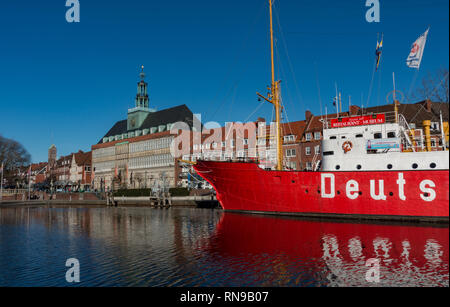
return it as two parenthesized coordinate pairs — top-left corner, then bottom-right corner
(257, 0), (283, 171)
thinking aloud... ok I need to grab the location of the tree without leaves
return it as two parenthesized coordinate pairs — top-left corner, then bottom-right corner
(412, 68), (449, 103)
(0, 135), (31, 186)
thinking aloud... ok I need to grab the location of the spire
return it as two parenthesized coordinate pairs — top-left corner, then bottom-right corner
(139, 65), (146, 81)
(135, 65), (149, 109)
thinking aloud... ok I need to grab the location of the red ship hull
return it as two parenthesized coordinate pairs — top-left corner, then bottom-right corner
(203, 213), (449, 286)
(193, 161), (449, 221)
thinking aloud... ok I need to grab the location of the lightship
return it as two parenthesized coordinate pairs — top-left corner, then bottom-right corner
(193, 0), (449, 222)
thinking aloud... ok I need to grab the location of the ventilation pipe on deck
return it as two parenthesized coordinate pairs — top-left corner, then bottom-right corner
(423, 120), (432, 152)
(443, 122), (449, 150)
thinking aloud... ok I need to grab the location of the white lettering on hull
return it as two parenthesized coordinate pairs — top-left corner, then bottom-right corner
(319, 173), (437, 203)
(321, 174), (335, 198)
(420, 180), (436, 202)
(397, 173), (407, 201)
(346, 180), (359, 200)
(370, 180), (387, 201)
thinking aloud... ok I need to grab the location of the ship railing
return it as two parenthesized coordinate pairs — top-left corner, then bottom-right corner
(398, 114), (415, 152)
(312, 152), (321, 171)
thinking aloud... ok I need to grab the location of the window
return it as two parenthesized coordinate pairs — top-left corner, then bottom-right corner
(374, 133), (382, 139)
(287, 161), (297, 170)
(286, 149), (296, 157)
(315, 146), (321, 154)
(314, 132), (321, 140)
(387, 132), (396, 138)
(323, 151), (334, 156)
(193, 144), (199, 150)
(306, 147), (311, 155)
(231, 140), (236, 148)
(330, 136), (337, 140)
(356, 134), (364, 138)
(431, 122), (440, 130)
(243, 139), (249, 145)
(306, 162), (313, 171)
(431, 139), (436, 147)
(212, 142), (218, 149)
(284, 135), (295, 142)
(305, 133), (312, 141)
(221, 141), (226, 148)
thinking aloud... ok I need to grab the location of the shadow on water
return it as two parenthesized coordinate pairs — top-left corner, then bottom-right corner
(0, 207), (448, 287)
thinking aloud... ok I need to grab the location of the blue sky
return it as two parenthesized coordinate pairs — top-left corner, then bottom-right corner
(0, 0), (448, 163)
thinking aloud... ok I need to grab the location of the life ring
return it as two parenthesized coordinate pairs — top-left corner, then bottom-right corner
(342, 141), (353, 154)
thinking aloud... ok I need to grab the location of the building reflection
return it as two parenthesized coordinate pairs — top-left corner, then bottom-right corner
(0, 208), (447, 287)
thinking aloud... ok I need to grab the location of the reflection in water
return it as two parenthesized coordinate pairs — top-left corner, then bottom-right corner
(0, 207), (448, 287)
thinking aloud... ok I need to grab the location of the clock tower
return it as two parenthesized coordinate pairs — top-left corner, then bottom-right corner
(127, 66), (154, 131)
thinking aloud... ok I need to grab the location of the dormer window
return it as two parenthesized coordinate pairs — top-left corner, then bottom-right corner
(284, 135), (295, 142)
(314, 132), (321, 140)
(305, 133), (312, 141)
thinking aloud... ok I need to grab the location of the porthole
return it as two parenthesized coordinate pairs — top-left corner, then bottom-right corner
(305, 189), (309, 194)
(389, 192), (394, 197)
(357, 165), (362, 170)
(412, 163), (418, 169)
(430, 163), (437, 169)
(337, 191), (341, 195)
(359, 192), (363, 196)
(336, 165), (341, 170)
(387, 164), (393, 170)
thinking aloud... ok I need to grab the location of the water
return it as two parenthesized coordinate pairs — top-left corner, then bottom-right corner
(0, 207), (448, 287)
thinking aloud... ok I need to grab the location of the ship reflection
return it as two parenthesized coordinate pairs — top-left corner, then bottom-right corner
(0, 207), (447, 287)
(205, 213), (449, 287)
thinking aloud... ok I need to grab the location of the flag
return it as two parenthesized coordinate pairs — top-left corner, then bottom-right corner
(375, 36), (383, 71)
(406, 28), (429, 69)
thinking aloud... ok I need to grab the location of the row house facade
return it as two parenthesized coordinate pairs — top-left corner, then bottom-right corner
(49, 149), (92, 190)
(30, 162), (48, 185)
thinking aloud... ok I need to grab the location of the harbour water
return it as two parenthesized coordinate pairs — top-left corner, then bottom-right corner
(0, 207), (448, 287)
